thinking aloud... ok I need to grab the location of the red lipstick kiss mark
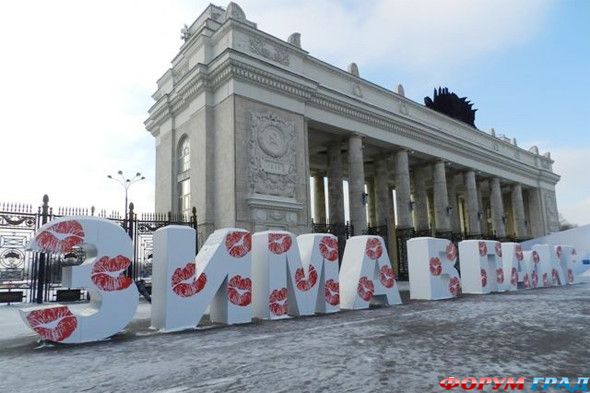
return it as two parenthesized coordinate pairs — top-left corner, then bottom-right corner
(542, 272), (549, 287)
(478, 241), (487, 257)
(449, 277), (461, 297)
(26, 306), (77, 343)
(495, 243), (502, 257)
(357, 276), (374, 302)
(429, 257), (442, 276)
(171, 262), (207, 297)
(523, 273), (530, 289)
(268, 233), (292, 255)
(91, 255), (133, 292)
(551, 269), (560, 285)
(496, 268), (504, 284)
(295, 265), (318, 291)
(324, 279), (339, 306)
(532, 271), (539, 288)
(532, 251), (540, 264)
(225, 231), (251, 258)
(556, 246), (562, 259)
(568, 269), (574, 284)
(481, 268), (488, 287)
(379, 265), (396, 288)
(515, 245), (524, 262)
(269, 288), (288, 316)
(227, 275), (252, 306)
(365, 238), (383, 260)
(319, 236), (338, 262)
(572, 249), (577, 256)
(511, 267), (518, 286)
(35, 220), (84, 254)
(446, 243), (457, 261)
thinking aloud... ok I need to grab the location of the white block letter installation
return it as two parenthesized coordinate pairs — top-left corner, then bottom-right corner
(21, 217), (139, 343)
(407, 237), (461, 300)
(458, 240), (503, 294)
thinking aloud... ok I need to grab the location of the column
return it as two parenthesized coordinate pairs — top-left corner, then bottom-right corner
(464, 170), (481, 237)
(511, 184), (527, 239)
(447, 174), (461, 233)
(433, 160), (451, 233)
(347, 135), (367, 233)
(313, 174), (326, 223)
(394, 150), (413, 229)
(367, 177), (376, 227)
(327, 142), (345, 225)
(374, 157), (390, 226)
(412, 166), (429, 233)
(490, 177), (506, 238)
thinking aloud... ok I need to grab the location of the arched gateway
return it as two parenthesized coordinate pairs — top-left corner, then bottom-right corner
(145, 2), (560, 276)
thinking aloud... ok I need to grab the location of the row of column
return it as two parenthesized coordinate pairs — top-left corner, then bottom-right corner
(314, 136), (530, 240)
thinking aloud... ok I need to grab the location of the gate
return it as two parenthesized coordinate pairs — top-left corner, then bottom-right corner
(0, 195), (197, 303)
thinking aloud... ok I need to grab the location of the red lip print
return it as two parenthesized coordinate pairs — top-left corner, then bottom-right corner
(171, 262), (207, 297)
(227, 275), (252, 306)
(511, 267), (518, 286)
(523, 273), (530, 289)
(542, 272), (549, 287)
(35, 220), (84, 254)
(446, 243), (457, 261)
(478, 241), (487, 257)
(429, 257), (442, 276)
(449, 277), (461, 297)
(572, 249), (577, 256)
(379, 265), (396, 288)
(532, 251), (540, 264)
(91, 255), (133, 291)
(556, 246), (562, 259)
(481, 268), (488, 287)
(295, 265), (318, 291)
(365, 238), (383, 260)
(495, 242), (502, 257)
(515, 245), (524, 262)
(26, 306), (77, 342)
(496, 268), (504, 284)
(357, 276), (374, 302)
(225, 231), (251, 258)
(532, 271), (538, 288)
(551, 269), (560, 285)
(269, 288), (288, 316)
(268, 233), (292, 255)
(568, 269), (574, 284)
(319, 236), (338, 262)
(324, 279), (340, 306)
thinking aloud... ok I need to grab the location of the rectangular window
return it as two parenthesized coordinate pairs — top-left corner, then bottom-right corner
(178, 179), (191, 217)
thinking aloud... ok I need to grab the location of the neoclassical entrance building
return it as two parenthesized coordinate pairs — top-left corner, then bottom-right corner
(145, 3), (560, 271)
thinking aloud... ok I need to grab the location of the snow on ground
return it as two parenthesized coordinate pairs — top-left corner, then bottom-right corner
(1, 283), (589, 393)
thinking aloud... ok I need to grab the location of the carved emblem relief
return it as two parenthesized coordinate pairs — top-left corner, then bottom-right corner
(249, 38), (290, 66)
(249, 112), (297, 197)
(544, 191), (559, 232)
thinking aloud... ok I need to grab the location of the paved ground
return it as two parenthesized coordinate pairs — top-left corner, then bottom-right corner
(1, 283), (589, 393)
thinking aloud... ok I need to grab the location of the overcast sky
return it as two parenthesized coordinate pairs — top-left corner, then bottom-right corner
(0, 0), (588, 225)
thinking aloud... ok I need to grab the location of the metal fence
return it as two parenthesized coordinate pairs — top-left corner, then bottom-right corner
(0, 195), (197, 304)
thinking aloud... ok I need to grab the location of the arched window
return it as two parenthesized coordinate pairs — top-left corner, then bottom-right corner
(178, 136), (190, 173)
(177, 136), (191, 216)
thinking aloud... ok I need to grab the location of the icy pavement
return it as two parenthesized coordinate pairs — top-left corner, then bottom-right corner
(1, 283), (589, 393)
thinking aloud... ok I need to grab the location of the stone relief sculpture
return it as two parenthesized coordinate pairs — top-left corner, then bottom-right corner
(248, 112), (297, 198)
(545, 191), (559, 232)
(249, 38), (290, 66)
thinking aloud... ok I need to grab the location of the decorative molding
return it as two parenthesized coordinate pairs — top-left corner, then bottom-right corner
(249, 37), (290, 66)
(248, 111), (297, 198)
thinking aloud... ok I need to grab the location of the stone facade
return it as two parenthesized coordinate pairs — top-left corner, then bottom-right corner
(146, 2), (561, 246)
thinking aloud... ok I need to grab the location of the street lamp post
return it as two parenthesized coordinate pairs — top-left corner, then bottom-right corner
(107, 170), (145, 228)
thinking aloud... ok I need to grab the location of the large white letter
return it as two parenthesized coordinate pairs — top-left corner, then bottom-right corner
(339, 236), (402, 309)
(151, 226), (252, 332)
(500, 243), (520, 291)
(21, 217), (139, 343)
(407, 237), (461, 300)
(458, 240), (503, 294)
(555, 245), (578, 285)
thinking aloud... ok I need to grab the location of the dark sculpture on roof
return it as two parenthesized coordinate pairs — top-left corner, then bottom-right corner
(424, 87), (477, 127)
